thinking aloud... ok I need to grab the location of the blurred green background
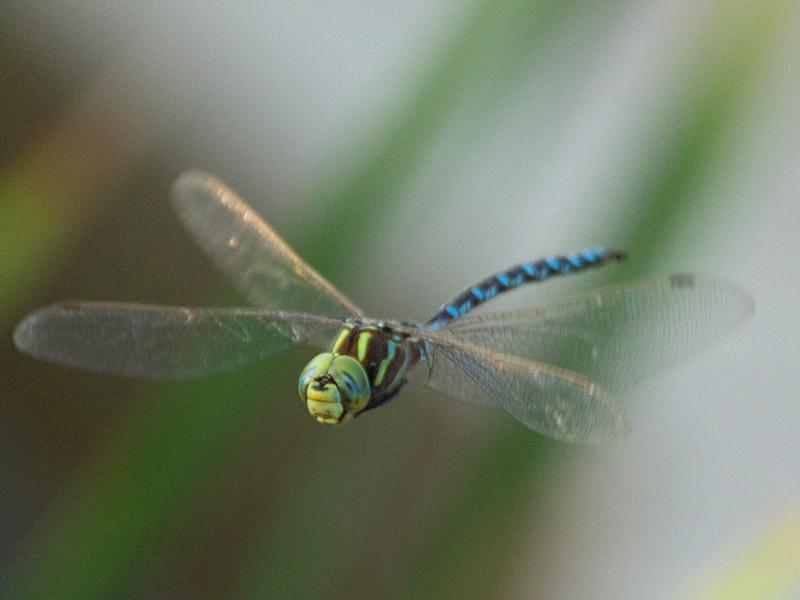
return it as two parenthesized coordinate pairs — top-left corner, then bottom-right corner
(2, 2), (799, 599)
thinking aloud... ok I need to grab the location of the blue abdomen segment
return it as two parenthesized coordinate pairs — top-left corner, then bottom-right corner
(424, 247), (625, 329)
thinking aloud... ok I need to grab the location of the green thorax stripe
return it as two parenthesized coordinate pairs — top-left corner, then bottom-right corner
(330, 323), (413, 396)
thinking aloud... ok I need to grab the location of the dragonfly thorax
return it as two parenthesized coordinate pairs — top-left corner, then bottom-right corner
(298, 322), (422, 425)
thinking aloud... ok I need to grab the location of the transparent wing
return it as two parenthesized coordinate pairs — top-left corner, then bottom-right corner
(438, 274), (754, 393)
(13, 302), (343, 379)
(172, 171), (364, 319)
(419, 333), (628, 444)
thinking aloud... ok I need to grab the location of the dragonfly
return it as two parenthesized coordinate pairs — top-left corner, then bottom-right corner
(13, 171), (754, 443)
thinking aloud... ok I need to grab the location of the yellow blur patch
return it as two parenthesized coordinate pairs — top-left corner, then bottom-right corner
(685, 505), (800, 600)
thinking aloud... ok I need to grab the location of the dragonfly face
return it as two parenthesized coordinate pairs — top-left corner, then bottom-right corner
(298, 352), (370, 424)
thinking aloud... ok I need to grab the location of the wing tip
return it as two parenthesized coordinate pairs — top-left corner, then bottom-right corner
(173, 168), (215, 185)
(14, 302), (93, 356)
(673, 272), (756, 324)
(171, 169), (225, 207)
(564, 403), (631, 446)
(12, 306), (56, 357)
(554, 418), (630, 446)
(12, 314), (34, 354)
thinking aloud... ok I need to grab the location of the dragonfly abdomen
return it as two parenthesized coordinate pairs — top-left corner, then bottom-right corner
(425, 248), (625, 329)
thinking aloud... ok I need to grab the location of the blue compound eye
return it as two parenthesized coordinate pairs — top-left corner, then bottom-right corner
(298, 353), (334, 400)
(329, 355), (370, 413)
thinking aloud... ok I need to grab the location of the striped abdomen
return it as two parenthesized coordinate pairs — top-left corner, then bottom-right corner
(425, 247), (625, 329)
(331, 322), (421, 401)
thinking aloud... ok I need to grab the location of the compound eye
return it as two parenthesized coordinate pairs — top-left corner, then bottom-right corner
(329, 355), (370, 413)
(298, 353), (334, 400)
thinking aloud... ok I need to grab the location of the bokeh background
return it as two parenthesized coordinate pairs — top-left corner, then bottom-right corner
(2, 2), (799, 598)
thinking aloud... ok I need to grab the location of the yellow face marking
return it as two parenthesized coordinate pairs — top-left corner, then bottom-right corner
(306, 387), (335, 402)
(305, 383), (344, 424)
(357, 331), (372, 362)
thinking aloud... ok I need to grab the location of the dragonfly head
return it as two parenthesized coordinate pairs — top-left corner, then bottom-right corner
(298, 353), (370, 425)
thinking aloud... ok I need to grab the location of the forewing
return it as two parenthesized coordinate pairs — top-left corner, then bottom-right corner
(439, 274), (754, 394)
(420, 334), (628, 444)
(13, 302), (342, 379)
(172, 171), (364, 318)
